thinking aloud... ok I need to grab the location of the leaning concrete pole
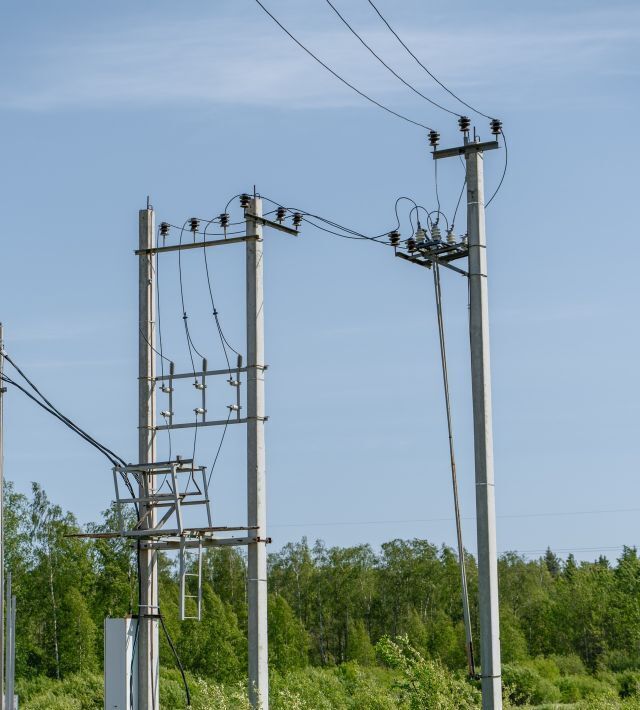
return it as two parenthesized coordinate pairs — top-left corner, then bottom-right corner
(245, 197), (269, 709)
(466, 145), (502, 709)
(138, 205), (159, 710)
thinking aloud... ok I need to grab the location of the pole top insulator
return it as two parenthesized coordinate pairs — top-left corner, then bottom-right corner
(240, 194), (251, 209)
(490, 118), (502, 136)
(458, 116), (471, 133)
(428, 130), (440, 148)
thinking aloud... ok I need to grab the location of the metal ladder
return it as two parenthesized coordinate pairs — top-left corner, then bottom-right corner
(179, 538), (203, 621)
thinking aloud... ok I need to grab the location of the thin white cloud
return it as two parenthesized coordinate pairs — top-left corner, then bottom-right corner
(1, 7), (638, 112)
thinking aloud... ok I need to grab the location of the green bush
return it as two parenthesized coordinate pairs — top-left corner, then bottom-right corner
(502, 663), (560, 705)
(553, 653), (588, 676)
(376, 635), (479, 710)
(559, 674), (616, 703)
(618, 671), (640, 698)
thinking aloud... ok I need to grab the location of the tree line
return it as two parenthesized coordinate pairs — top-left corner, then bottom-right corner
(5, 481), (640, 687)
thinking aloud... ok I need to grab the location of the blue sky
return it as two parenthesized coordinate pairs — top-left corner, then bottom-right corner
(0, 0), (638, 561)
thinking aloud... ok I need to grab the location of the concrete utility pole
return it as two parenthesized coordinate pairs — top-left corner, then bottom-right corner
(138, 204), (159, 710)
(245, 197), (269, 709)
(424, 124), (502, 709)
(4, 572), (13, 710)
(464, 138), (502, 709)
(0, 323), (4, 706)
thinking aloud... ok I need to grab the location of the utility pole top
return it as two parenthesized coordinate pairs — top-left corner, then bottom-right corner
(432, 139), (499, 161)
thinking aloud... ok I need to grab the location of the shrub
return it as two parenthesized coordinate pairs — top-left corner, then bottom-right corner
(553, 653), (587, 676)
(502, 663), (560, 706)
(559, 674), (616, 703)
(376, 635), (479, 710)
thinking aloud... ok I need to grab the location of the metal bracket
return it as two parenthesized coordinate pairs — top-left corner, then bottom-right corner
(432, 139), (499, 160)
(245, 213), (299, 236)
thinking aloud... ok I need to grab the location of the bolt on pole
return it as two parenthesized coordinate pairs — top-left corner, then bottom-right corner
(466, 144), (502, 709)
(245, 197), (269, 709)
(138, 206), (160, 710)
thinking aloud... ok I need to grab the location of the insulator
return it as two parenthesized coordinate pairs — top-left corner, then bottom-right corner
(228, 404), (240, 411)
(292, 212), (303, 228)
(407, 237), (416, 252)
(461, 234), (469, 246)
(219, 212), (230, 228)
(189, 217), (199, 233)
(240, 194), (251, 209)
(194, 407), (206, 415)
(458, 116), (471, 133)
(160, 410), (173, 418)
(415, 227), (426, 245)
(446, 228), (456, 245)
(389, 230), (400, 246)
(428, 130), (440, 148)
(431, 225), (441, 242)
(490, 118), (502, 136)
(159, 222), (170, 237)
(276, 207), (287, 222)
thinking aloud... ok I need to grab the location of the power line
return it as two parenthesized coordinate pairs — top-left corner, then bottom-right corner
(269, 506), (640, 528)
(485, 129), (508, 208)
(366, 0), (495, 121)
(252, 0), (434, 131)
(323, 0), (461, 117)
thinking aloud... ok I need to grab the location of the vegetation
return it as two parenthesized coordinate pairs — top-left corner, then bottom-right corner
(6, 481), (640, 708)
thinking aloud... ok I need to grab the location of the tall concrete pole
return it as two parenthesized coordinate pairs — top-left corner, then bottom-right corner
(138, 205), (159, 710)
(246, 197), (269, 709)
(466, 144), (502, 708)
(0, 323), (4, 706)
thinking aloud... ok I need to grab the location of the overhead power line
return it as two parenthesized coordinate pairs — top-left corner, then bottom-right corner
(323, 0), (461, 117)
(366, 0), (495, 121)
(252, 0), (434, 131)
(270, 506), (640, 528)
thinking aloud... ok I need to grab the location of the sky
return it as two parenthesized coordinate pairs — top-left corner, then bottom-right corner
(0, 0), (638, 562)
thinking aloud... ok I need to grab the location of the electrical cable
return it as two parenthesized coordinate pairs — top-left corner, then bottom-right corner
(252, 0), (434, 131)
(2, 358), (127, 467)
(207, 410), (232, 487)
(159, 612), (191, 707)
(366, 0), (495, 120)
(485, 129), (508, 208)
(1, 374), (121, 467)
(434, 159), (441, 220)
(323, 0), (461, 117)
(177, 221), (206, 383)
(432, 260), (475, 678)
(201, 218), (241, 375)
(259, 195), (394, 244)
(451, 173), (466, 229)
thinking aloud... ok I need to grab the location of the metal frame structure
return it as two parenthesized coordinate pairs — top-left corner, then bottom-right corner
(87, 195), (298, 710)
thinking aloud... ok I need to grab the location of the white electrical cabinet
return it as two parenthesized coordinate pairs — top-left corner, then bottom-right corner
(104, 617), (137, 710)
